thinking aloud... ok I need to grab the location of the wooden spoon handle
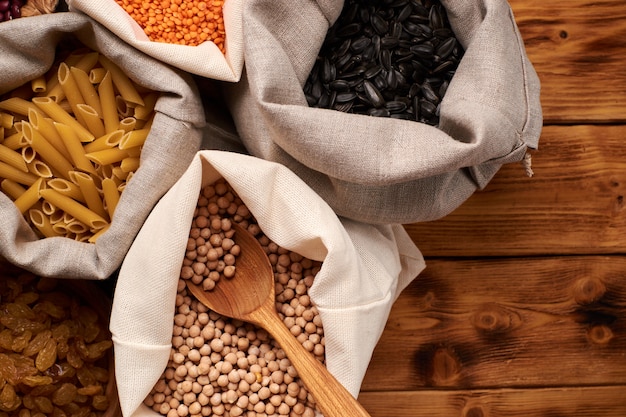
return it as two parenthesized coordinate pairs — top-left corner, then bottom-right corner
(250, 305), (372, 417)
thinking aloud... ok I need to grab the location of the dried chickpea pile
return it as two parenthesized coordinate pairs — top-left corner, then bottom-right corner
(0, 265), (114, 416)
(116, 0), (226, 51)
(144, 178), (325, 417)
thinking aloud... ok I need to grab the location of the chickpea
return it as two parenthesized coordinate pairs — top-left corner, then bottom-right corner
(145, 178), (328, 417)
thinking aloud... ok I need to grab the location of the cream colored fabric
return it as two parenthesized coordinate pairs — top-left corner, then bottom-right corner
(67, 0), (244, 81)
(0, 12), (205, 279)
(222, 0), (542, 224)
(110, 150), (425, 417)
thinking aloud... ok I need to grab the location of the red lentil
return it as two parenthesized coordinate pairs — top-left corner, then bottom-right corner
(116, 0), (226, 51)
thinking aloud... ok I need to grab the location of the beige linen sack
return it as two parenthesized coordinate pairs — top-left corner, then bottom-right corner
(0, 12), (205, 279)
(222, 0), (543, 224)
(67, 0), (244, 82)
(110, 150), (425, 417)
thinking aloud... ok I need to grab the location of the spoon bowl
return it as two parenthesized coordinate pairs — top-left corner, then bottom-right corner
(186, 222), (371, 417)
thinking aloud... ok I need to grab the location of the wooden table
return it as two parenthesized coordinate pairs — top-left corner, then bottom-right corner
(358, 1), (626, 415)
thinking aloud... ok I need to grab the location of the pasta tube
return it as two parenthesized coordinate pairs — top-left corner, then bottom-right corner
(13, 177), (43, 214)
(75, 104), (105, 138)
(39, 188), (108, 230)
(70, 67), (103, 116)
(32, 97), (94, 143)
(72, 171), (108, 220)
(0, 143), (28, 172)
(53, 122), (97, 175)
(22, 122), (74, 180)
(98, 55), (145, 106)
(1, 179), (26, 200)
(29, 208), (57, 238)
(102, 178), (120, 219)
(28, 109), (73, 162)
(0, 161), (38, 186)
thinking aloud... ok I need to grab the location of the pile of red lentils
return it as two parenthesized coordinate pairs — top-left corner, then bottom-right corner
(144, 178), (324, 417)
(116, 0), (226, 51)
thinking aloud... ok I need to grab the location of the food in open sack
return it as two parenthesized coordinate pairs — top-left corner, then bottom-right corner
(116, 0), (226, 51)
(0, 43), (159, 243)
(144, 177), (324, 417)
(0, 11), (205, 279)
(0, 262), (118, 417)
(221, 0), (542, 224)
(305, 0), (462, 126)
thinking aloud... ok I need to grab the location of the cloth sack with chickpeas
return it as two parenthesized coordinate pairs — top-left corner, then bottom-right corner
(111, 150), (425, 417)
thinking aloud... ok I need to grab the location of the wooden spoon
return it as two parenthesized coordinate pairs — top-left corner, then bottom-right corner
(186, 222), (372, 417)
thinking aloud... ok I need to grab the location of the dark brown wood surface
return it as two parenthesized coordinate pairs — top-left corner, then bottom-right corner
(359, 1), (626, 415)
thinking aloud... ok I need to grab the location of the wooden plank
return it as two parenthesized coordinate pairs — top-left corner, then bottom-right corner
(358, 386), (626, 417)
(403, 124), (626, 257)
(361, 256), (626, 391)
(509, 0), (626, 123)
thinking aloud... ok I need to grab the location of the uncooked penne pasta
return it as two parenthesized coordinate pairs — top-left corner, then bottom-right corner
(1, 46), (160, 242)
(39, 188), (108, 230)
(13, 177), (43, 214)
(53, 122), (97, 175)
(0, 161), (38, 186)
(45, 77), (65, 102)
(98, 72), (119, 134)
(27, 160), (53, 178)
(29, 208), (57, 238)
(31, 75), (47, 93)
(88, 224), (110, 243)
(0, 143), (28, 172)
(32, 97), (94, 143)
(21, 146), (36, 164)
(85, 147), (129, 166)
(66, 219), (89, 234)
(133, 92), (159, 120)
(116, 95), (134, 118)
(70, 67), (103, 116)
(58, 62), (87, 124)
(119, 127), (149, 150)
(22, 122), (74, 179)
(118, 117), (137, 133)
(28, 109), (73, 162)
(101, 177), (119, 219)
(75, 104), (105, 138)
(72, 51), (100, 73)
(120, 156), (140, 174)
(89, 67), (107, 84)
(111, 166), (128, 181)
(1, 178), (26, 200)
(71, 171), (108, 220)
(99, 55), (144, 106)
(0, 112), (13, 129)
(0, 97), (44, 118)
(47, 203), (62, 219)
(83, 130), (124, 153)
(52, 221), (69, 235)
(2, 131), (24, 151)
(47, 177), (86, 203)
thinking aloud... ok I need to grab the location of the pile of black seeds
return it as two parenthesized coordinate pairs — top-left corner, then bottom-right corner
(303, 0), (463, 126)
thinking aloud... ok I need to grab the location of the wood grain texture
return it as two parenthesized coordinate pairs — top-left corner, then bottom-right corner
(403, 124), (626, 257)
(361, 256), (626, 391)
(359, 386), (626, 417)
(509, 0), (626, 123)
(358, 1), (626, 415)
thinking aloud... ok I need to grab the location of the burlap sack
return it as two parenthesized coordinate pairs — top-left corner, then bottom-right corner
(0, 12), (205, 279)
(67, 0), (244, 82)
(222, 0), (542, 224)
(110, 150), (425, 417)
